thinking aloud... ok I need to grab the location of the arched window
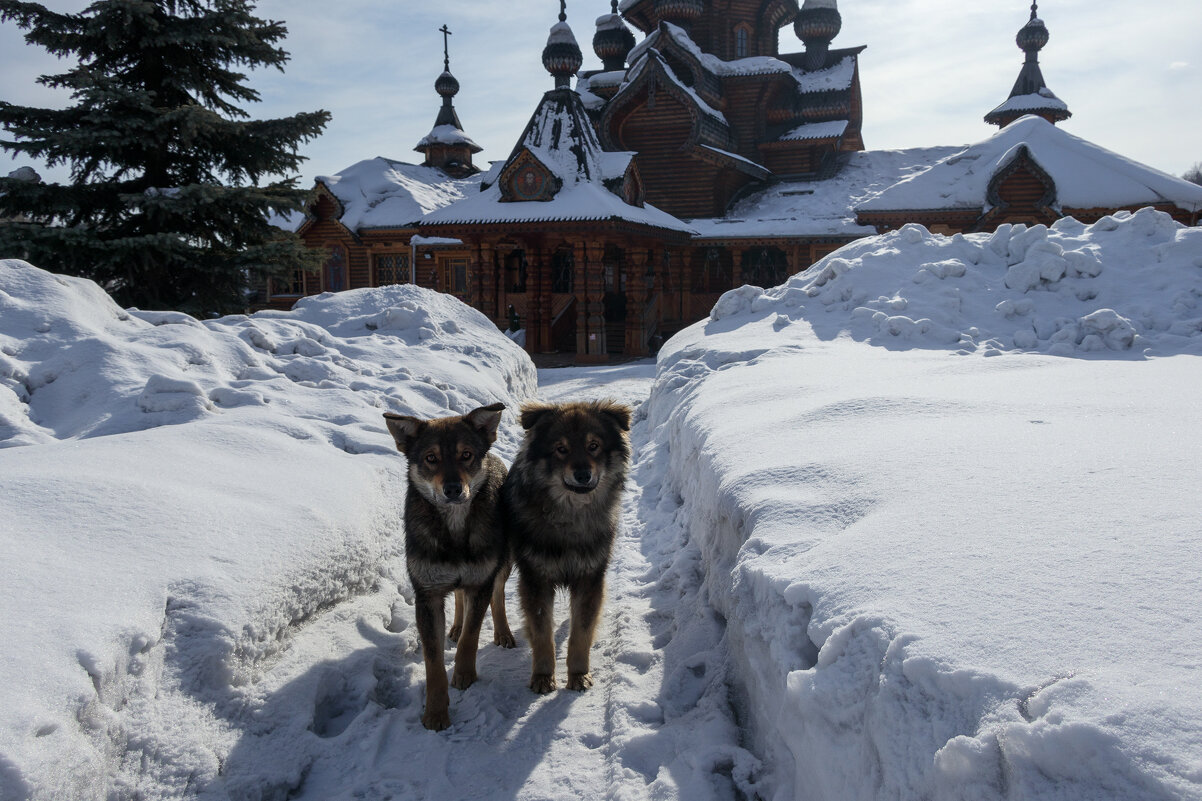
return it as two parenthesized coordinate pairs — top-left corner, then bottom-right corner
(735, 26), (749, 58)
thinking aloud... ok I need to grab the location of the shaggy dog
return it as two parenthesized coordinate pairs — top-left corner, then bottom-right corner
(384, 403), (513, 731)
(502, 400), (632, 693)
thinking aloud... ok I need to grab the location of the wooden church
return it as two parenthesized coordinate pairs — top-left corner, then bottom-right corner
(275, 1), (1202, 359)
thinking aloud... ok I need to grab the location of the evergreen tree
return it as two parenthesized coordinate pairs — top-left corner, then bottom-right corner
(0, 0), (330, 315)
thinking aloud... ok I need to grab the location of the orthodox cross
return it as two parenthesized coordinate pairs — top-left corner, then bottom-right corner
(559, 0), (567, 23)
(440, 24), (452, 70)
(1029, 2), (1038, 21)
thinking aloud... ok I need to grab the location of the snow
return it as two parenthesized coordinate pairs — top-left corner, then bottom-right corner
(313, 157), (484, 231)
(688, 145), (960, 238)
(860, 115), (1202, 215)
(778, 119), (849, 142)
(4, 206), (1202, 801)
(987, 87), (1069, 118)
(645, 207), (1202, 799)
(415, 123), (481, 152)
(421, 178), (695, 232)
(0, 259), (536, 798)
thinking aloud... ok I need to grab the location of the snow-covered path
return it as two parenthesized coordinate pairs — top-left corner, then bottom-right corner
(152, 359), (754, 800)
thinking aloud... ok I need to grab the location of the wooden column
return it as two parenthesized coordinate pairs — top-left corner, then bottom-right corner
(527, 242), (550, 353)
(479, 240), (497, 323)
(626, 246), (648, 356)
(573, 240), (589, 356)
(585, 239), (607, 359)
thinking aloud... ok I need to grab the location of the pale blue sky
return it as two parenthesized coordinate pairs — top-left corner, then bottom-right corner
(2, 0), (1200, 186)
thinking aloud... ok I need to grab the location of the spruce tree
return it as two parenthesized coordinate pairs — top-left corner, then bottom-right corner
(0, 0), (330, 315)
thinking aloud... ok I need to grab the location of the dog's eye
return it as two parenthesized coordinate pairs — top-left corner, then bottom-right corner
(555, 444), (569, 456)
(460, 450), (473, 462)
(587, 441), (600, 453)
(424, 453), (438, 465)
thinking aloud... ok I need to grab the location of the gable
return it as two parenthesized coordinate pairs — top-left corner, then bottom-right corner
(498, 149), (561, 203)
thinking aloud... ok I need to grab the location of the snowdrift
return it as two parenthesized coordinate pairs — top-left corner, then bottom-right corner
(646, 209), (1202, 801)
(0, 260), (536, 799)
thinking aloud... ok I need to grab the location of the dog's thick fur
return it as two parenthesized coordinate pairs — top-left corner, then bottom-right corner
(502, 399), (632, 693)
(384, 403), (514, 731)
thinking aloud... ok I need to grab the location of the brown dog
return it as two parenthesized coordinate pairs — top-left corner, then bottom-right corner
(501, 400), (632, 693)
(383, 403), (513, 730)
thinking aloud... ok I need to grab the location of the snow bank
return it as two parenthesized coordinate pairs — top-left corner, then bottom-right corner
(709, 208), (1202, 358)
(644, 210), (1202, 801)
(0, 260), (536, 799)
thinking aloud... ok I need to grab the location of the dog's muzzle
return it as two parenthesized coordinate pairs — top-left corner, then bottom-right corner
(564, 469), (597, 494)
(442, 482), (468, 503)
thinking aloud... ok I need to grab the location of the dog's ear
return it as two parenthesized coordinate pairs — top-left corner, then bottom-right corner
(465, 402), (505, 444)
(519, 401), (556, 431)
(383, 412), (423, 455)
(596, 400), (632, 432)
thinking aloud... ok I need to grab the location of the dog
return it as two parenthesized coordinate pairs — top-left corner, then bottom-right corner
(383, 402), (514, 731)
(502, 399), (632, 693)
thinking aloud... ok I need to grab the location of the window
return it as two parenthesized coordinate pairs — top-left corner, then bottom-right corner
(374, 253), (410, 285)
(735, 26), (749, 58)
(551, 249), (574, 294)
(324, 245), (347, 292)
(270, 269), (306, 297)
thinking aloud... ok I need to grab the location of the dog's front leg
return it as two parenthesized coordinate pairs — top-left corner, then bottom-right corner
(449, 588), (465, 642)
(520, 572), (557, 693)
(414, 589), (450, 731)
(566, 572), (605, 691)
(451, 582), (492, 690)
(491, 562), (516, 648)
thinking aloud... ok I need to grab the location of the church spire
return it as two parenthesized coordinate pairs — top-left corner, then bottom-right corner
(415, 24), (482, 177)
(985, 2), (1071, 128)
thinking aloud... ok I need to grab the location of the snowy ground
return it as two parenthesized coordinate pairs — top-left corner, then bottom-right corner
(3, 206), (1202, 801)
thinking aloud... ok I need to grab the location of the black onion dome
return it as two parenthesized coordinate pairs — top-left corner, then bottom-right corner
(435, 70), (460, 98)
(543, 17), (583, 87)
(795, 0), (842, 46)
(593, 4), (636, 71)
(654, 0), (704, 24)
(1016, 6), (1049, 54)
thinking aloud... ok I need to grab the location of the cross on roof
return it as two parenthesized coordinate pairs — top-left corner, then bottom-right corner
(440, 24), (452, 70)
(559, 0), (567, 23)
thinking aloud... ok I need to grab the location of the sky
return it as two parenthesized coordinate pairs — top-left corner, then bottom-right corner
(1, 0), (1200, 188)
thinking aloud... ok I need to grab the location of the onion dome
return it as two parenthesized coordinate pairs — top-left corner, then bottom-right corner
(543, 3), (583, 88)
(654, 0), (704, 25)
(795, 0), (841, 71)
(435, 70), (460, 99)
(593, 1), (636, 72)
(1016, 4), (1050, 53)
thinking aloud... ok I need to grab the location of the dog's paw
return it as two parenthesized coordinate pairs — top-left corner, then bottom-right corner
(494, 629), (517, 648)
(448, 624), (462, 642)
(450, 668), (477, 691)
(422, 708), (451, 732)
(529, 673), (557, 694)
(566, 672), (593, 692)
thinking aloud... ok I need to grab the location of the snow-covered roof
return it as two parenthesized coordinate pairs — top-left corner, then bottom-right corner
(421, 87), (692, 234)
(986, 88), (1069, 119)
(420, 179), (694, 232)
(618, 49), (728, 124)
(688, 146), (961, 239)
(314, 157), (484, 231)
(779, 120), (849, 142)
(792, 55), (856, 94)
(859, 116), (1202, 214)
(414, 123), (481, 153)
